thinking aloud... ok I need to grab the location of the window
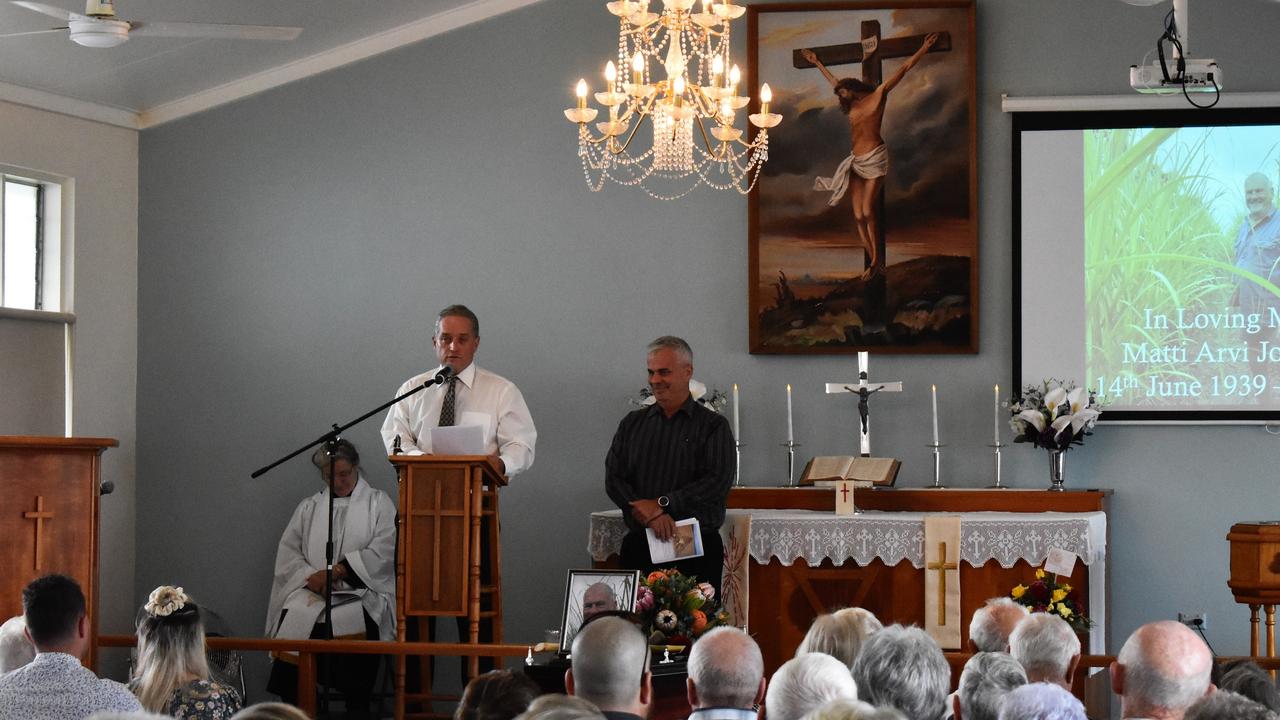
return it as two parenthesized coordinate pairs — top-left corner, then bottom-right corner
(0, 170), (63, 313)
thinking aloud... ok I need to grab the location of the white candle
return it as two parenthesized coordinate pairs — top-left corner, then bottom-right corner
(732, 383), (741, 440)
(994, 384), (1001, 444)
(786, 384), (794, 443)
(931, 384), (939, 445)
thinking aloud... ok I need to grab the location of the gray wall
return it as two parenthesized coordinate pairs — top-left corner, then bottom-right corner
(0, 99), (139, 652)
(136, 0), (1280, 697)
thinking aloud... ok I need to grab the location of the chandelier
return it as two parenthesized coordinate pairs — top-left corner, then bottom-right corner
(563, 0), (782, 199)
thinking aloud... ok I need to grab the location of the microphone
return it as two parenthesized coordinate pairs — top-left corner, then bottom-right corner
(434, 365), (455, 383)
(99, 481), (115, 496)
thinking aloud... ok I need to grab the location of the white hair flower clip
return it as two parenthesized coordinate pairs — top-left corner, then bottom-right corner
(145, 585), (188, 618)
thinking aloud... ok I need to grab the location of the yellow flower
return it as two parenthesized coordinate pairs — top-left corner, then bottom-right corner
(1012, 584), (1028, 599)
(1061, 584), (1072, 593)
(1035, 568), (1046, 580)
(1052, 588), (1068, 603)
(1056, 602), (1073, 618)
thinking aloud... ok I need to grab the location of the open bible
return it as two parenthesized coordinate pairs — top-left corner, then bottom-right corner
(800, 455), (900, 487)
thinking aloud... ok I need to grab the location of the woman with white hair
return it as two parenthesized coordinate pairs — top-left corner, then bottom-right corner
(796, 608), (883, 670)
(0, 615), (35, 674)
(129, 585), (242, 719)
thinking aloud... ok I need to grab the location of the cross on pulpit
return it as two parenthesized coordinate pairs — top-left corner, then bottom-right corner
(23, 495), (55, 571)
(926, 541), (958, 626)
(825, 352), (902, 456)
(839, 483), (851, 503)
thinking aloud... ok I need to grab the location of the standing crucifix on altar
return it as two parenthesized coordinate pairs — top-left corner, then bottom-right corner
(826, 351), (902, 457)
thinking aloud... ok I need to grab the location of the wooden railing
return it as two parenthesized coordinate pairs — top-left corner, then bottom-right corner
(99, 635), (534, 718)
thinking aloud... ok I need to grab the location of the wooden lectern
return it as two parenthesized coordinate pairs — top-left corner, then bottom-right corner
(0, 436), (116, 668)
(1227, 522), (1280, 658)
(390, 455), (506, 707)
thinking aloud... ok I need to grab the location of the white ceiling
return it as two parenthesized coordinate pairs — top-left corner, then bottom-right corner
(0, 0), (538, 128)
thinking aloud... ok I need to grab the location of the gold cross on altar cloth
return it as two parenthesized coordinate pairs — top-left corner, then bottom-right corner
(926, 541), (958, 625)
(23, 496), (55, 571)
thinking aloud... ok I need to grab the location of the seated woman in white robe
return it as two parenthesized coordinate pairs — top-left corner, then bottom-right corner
(265, 439), (396, 719)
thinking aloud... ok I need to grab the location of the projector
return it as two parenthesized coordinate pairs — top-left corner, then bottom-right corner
(1130, 59), (1221, 93)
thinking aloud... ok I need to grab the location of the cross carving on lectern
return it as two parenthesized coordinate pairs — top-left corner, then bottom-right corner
(927, 541), (958, 626)
(23, 496), (55, 571)
(839, 483), (851, 503)
(826, 352), (902, 456)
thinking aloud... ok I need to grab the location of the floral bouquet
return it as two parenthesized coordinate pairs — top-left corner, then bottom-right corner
(636, 569), (730, 647)
(630, 380), (728, 413)
(1011, 568), (1092, 634)
(1008, 379), (1102, 450)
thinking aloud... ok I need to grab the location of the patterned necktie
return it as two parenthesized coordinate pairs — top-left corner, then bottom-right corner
(439, 376), (458, 427)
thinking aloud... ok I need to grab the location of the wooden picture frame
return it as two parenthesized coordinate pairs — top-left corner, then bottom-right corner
(558, 569), (641, 653)
(748, 1), (978, 354)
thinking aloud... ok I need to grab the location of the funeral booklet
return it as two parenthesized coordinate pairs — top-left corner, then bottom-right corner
(646, 518), (703, 563)
(801, 455), (900, 487)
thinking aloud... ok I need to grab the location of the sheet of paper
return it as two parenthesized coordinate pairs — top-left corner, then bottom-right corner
(1045, 547), (1078, 577)
(646, 518), (703, 563)
(430, 424), (486, 455)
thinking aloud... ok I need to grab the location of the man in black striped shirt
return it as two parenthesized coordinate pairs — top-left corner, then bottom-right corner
(605, 336), (735, 593)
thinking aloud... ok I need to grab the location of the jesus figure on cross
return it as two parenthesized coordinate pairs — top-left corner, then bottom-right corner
(800, 32), (938, 279)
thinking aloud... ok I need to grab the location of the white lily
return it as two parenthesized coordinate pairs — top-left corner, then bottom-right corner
(1051, 387), (1101, 440)
(1043, 386), (1068, 415)
(1017, 409), (1047, 433)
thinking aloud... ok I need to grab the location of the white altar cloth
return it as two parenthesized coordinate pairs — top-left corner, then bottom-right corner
(588, 509), (1108, 652)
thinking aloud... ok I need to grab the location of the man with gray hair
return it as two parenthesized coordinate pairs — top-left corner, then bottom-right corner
(565, 617), (651, 720)
(1233, 172), (1280, 380)
(606, 336), (735, 592)
(953, 652), (1028, 720)
(0, 616), (35, 674)
(968, 597), (1029, 653)
(687, 627), (766, 720)
(765, 653), (857, 720)
(852, 624), (950, 720)
(1010, 613), (1080, 691)
(1111, 620), (1214, 720)
(996, 682), (1086, 720)
(1185, 690), (1278, 720)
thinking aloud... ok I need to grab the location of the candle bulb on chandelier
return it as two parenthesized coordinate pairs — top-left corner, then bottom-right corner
(672, 75), (685, 107)
(711, 55), (724, 86)
(729, 64), (741, 95)
(576, 79), (588, 110)
(760, 83), (772, 114)
(632, 51), (644, 87)
(605, 60), (617, 91)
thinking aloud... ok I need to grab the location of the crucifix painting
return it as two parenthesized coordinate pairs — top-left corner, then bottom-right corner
(748, 2), (977, 355)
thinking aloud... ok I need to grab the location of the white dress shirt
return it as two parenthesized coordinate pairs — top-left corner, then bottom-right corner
(0, 651), (142, 719)
(380, 363), (536, 477)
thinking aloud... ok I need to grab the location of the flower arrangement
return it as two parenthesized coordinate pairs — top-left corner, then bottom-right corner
(1011, 568), (1092, 634)
(1008, 379), (1102, 450)
(637, 569), (730, 647)
(630, 380), (728, 414)
(144, 585), (189, 618)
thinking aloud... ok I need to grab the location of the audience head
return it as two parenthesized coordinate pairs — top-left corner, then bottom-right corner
(996, 682), (1086, 720)
(229, 703), (312, 720)
(797, 608), (883, 670)
(801, 698), (906, 720)
(766, 653), (858, 720)
(566, 616), (650, 715)
(1111, 620), (1213, 720)
(85, 713), (176, 720)
(955, 652), (1028, 720)
(1218, 662), (1280, 712)
(515, 694), (607, 720)
(132, 585), (212, 713)
(456, 669), (542, 720)
(0, 615), (36, 673)
(852, 625), (950, 720)
(969, 598), (1029, 653)
(1010, 613), (1081, 689)
(1185, 690), (1279, 720)
(22, 573), (88, 655)
(687, 627), (766, 710)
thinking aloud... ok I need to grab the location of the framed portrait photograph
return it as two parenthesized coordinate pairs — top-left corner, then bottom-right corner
(747, 1), (978, 354)
(558, 569), (641, 653)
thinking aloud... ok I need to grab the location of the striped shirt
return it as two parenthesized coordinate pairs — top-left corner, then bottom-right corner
(605, 396), (734, 531)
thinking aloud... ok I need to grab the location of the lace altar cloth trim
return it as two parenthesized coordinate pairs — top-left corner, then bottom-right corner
(588, 509), (1105, 569)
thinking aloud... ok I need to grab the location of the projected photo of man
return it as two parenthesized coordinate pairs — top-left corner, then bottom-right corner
(1233, 171), (1280, 378)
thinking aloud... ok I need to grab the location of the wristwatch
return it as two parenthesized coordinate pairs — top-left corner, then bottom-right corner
(657, 495), (671, 509)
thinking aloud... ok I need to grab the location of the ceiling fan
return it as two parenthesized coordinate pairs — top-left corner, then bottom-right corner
(2, 0), (302, 48)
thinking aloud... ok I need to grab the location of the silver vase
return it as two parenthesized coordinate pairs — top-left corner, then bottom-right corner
(1047, 449), (1066, 491)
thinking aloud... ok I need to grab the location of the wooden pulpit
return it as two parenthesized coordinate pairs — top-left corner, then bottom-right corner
(390, 455), (506, 705)
(1227, 522), (1280, 657)
(0, 436), (116, 668)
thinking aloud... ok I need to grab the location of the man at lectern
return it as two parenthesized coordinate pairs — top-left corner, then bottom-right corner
(380, 303), (536, 477)
(605, 336), (735, 594)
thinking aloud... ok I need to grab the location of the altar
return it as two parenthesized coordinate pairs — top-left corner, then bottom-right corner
(589, 489), (1108, 674)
